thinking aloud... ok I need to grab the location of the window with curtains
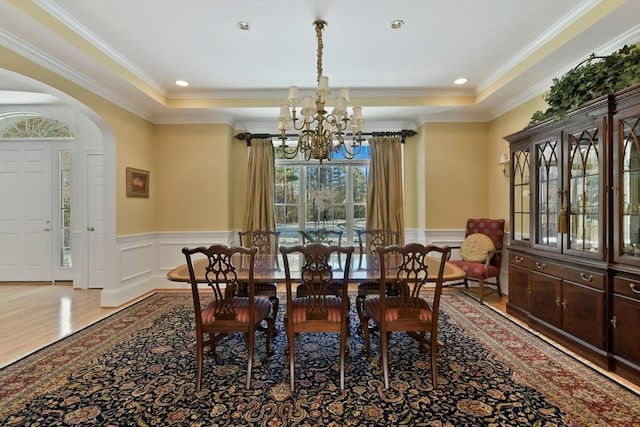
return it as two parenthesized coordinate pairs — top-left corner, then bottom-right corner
(274, 143), (370, 245)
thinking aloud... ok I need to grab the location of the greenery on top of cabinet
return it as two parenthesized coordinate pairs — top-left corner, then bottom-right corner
(530, 44), (640, 126)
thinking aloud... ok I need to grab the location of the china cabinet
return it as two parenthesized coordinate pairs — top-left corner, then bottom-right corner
(505, 84), (640, 385)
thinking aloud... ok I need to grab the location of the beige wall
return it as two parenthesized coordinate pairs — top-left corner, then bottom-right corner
(420, 122), (490, 229)
(155, 124), (243, 231)
(1, 44), (550, 237)
(0, 46), (157, 237)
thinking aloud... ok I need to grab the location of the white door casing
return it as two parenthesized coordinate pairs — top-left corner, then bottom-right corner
(87, 153), (104, 288)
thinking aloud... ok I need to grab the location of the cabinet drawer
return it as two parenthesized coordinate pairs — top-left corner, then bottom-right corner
(531, 259), (563, 276)
(561, 266), (605, 290)
(613, 276), (640, 301)
(509, 252), (531, 268)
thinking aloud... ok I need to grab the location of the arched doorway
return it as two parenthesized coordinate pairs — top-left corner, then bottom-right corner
(0, 69), (116, 295)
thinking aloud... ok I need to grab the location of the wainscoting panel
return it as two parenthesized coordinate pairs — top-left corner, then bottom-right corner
(156, 231), (235, 290)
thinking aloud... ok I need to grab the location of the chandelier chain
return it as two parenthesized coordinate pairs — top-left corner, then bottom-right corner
(315, 20), (325, 86)
(277, 19), (364, 162)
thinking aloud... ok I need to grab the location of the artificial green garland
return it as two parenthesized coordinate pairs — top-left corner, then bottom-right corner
(530, 44), (640, 125)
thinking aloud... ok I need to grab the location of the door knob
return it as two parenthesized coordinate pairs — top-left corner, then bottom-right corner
(87, 226), (95, 232)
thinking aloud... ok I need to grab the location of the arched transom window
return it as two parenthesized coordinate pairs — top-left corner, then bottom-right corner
(0, 113), (73, 138)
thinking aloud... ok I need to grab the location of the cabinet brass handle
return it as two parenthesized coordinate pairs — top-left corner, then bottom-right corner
(630, 284), (640, 294)
(536, 262), (546, 269)
(514, 255), (523, 263)
(527, 285), (531, 295)
(561, 300), (567, 309)
(555, 296), (561, 307)
(610, 316), (617, 328)
(580, 273), (593, 282)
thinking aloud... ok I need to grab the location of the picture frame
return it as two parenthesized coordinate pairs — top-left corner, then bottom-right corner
(126, 167), (149, 198)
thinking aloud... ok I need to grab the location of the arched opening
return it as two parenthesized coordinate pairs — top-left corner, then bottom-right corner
(0, 69), (116, 298)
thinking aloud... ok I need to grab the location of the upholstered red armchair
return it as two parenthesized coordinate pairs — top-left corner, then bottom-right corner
(448, 218), (505, 304)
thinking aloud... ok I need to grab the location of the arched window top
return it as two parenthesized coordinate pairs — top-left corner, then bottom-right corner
(0, 113), (74, 138)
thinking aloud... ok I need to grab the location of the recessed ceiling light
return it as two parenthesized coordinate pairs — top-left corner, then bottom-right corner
(390, 20), (404, 30)
(454, 78), (468, 85)
(175, 80), (189, 87)
(237, 21), (250, 30)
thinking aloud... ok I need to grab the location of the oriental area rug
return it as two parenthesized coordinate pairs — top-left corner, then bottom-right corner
(1, 291), (638, 426)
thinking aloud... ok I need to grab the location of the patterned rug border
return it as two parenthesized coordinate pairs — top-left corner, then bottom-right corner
(460, 290), (640, 397)
(1, 290), (639, 426)
(445, 291), (640, 426)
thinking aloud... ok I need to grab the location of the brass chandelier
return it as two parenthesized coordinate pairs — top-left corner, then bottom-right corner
(277, 20), (364, 162)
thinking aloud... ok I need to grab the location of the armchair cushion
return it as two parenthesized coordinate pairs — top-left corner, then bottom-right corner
(451, 260), (500, 279)
(460, 233), (496, 262)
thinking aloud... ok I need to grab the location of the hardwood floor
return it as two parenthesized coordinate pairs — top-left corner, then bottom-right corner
(1, 282), (638, 395)
(0, 282), (149, 368)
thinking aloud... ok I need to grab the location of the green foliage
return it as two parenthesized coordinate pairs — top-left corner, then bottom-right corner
(530, 44), (640, 125)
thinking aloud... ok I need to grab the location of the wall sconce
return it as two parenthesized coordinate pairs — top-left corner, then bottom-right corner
(499, 153), (510, 177)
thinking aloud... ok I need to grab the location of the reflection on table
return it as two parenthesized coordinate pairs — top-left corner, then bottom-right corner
(167, 252), (465, 284)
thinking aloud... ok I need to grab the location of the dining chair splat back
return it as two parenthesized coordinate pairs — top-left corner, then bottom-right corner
(280, 243), (354, 392)
(355, 229), (400, 331)
(182, 244), (274, 391)
(297, 228), (345, 284)
(237, 230), (280, 320)
(298, 229), (344, 246)
(361, 243), (451, 389)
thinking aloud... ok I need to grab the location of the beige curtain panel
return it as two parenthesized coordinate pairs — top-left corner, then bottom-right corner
(243, 138), (276, 235)
(366, 136), (405, 245)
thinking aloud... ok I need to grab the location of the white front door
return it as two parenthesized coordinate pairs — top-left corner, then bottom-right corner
(0, 141), (53, 281)
(87, 153), (104, 288)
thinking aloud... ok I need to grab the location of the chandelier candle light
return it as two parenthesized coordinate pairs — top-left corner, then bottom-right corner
(278, 20), (365, 162)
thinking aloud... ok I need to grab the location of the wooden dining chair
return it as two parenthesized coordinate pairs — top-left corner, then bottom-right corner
(237, 230), (281, 320)
(355, 229), (400, 331)
(182, 244), (274, 391)
(361, 242), (450, 389)
(280, 243), (354, 392)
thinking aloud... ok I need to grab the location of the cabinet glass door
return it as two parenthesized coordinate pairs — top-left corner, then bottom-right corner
(512, 149), (530, 242)
(566, 126), (602, 257)
(535, 138), (560, 250)
(619, 115), (640, 260)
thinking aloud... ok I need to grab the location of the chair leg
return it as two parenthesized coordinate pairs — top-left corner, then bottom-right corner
(381, 331), (390, 389)
(362, 313), (372, 355)
(431, 330), (438, 388)
(287, 320), (296, 393)
(269, 296), (279, 321)
(196, 336), (204, 392)
(246, 332), (254, 389)
(356, 294), (366, 332)
(209, 332), (216, 355)
(479, 277), (485, 304)
(340, 322), (347, 390)
(463, 277), (469, 289)
(496, 277), (503, 297)
(265, 316), (274, 356)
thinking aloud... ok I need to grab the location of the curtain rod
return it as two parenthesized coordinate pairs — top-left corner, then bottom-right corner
(235, 129), (417, 146)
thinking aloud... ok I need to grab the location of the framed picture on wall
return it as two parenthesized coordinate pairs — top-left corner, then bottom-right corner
(126, 167), (149, 198)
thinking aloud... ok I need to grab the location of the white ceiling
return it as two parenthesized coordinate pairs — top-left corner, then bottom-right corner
(1, 0), (639, 132)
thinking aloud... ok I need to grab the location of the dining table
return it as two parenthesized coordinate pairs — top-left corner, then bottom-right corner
(166, 251), (466, 284)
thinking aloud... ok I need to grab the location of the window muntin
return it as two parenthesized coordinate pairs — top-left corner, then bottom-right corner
(275, 143), (370, 245)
